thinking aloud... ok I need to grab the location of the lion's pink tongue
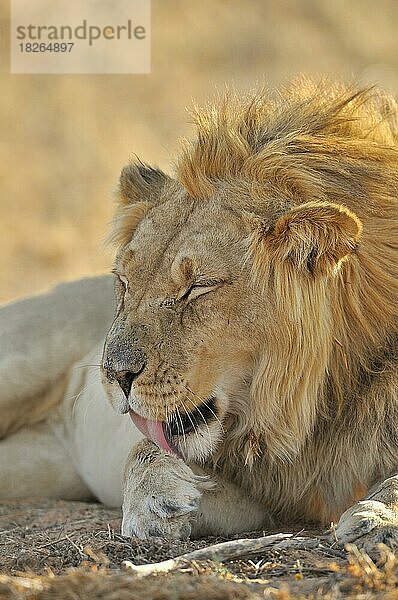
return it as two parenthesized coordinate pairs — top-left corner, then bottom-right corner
(129, 410), (175, 454)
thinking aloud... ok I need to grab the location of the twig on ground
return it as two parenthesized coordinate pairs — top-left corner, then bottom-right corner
(36, 536), (69, 549)
(122, 533), (323, 576)
(317, 543), (346, 559)
(65, 534), (86, 558)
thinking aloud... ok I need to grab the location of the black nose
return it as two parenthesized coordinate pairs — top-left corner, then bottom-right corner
(106, 364), (145, 399)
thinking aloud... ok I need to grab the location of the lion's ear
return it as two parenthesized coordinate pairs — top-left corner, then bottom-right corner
(119, 162), (171, 206)
(257, 201), (362, 275)
(109, 162), (171, 246)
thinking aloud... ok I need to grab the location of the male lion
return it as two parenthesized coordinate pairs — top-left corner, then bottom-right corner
(1, 81), (398, 552)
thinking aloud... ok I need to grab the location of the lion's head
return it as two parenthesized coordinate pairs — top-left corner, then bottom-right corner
(102, 80), (398, 465)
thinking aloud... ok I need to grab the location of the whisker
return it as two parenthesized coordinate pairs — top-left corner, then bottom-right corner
(162, 366), (226, 457)
(180, 396), (204, 458)
(183, 385), (206, 404)
(180, 396), (199, 436)
(82, 394), (96, 428)
(66, 379), (100, 423)
(71, 390), (84, 419)
(65, 380), (99, 419)
(183, 394), (213, 448)
(184, 385), (225, 434)
(164, 403), (169, 424)
(175, 407), (187, 450)
(73, 364), (102, 370)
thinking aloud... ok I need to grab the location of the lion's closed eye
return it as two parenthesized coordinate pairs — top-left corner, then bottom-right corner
(112, 272), (129, 311)
(179, 279), (223, 303)
(118, 275), (129, 291)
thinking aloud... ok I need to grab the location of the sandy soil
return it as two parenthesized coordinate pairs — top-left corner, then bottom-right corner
(1, 499), (397, 599)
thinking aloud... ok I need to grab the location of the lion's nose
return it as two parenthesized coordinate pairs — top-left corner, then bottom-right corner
(105, 365), (145, 399)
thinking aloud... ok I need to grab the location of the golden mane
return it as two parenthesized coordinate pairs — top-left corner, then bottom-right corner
(177, 79), (398, 201)
(177, 80), (398, 462)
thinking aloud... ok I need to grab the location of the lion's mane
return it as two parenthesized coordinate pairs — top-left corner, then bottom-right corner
(113, 80), (398, 522)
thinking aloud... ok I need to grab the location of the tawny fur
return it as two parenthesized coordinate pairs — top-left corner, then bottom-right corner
(1, 80), (397, 538)
(110, 80), (398, 525)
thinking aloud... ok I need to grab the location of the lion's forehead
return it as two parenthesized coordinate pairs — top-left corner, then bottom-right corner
(125, 200), (247, 275)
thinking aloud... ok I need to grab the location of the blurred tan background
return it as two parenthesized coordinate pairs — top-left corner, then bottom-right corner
(1, 0), (398, 303)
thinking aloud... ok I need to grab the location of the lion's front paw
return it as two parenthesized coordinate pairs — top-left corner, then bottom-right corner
(121, 439), (211, 539)
(335, 477), (398, 554)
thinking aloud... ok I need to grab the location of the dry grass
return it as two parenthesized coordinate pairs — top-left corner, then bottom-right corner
(2, 0), (398, 301)
(1, 499), (398, 599)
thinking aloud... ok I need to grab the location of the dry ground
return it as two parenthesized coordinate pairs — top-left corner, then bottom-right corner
(0, 499), (398, 599)
(2, 1), (398, 598)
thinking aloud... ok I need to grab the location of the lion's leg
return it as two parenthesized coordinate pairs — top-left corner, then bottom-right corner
(0, 275), (115, 438)
(190, 464), (272, 537)
(0, 420), (93, 500)
(335, 475), (398, 554)
(121, 440), (268, 539)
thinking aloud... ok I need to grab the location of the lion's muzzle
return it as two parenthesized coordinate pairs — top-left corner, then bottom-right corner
(129, 395), (219, 459)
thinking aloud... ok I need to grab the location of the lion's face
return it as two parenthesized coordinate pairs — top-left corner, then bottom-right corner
(102, 152), (361, 462)
(102, 186), (265, 461)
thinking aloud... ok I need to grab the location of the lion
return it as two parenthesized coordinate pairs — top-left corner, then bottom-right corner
(0, 80), (397, 552)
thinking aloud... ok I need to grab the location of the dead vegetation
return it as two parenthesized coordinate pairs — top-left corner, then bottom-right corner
(0, 499), (397, 599)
